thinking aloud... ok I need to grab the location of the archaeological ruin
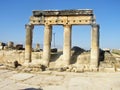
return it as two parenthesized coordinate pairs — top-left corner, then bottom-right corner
(0, 9), (120, 72)
(25, 9), (100, 70)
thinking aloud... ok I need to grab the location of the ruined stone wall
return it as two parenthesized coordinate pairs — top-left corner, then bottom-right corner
(0, 50), (43, 65)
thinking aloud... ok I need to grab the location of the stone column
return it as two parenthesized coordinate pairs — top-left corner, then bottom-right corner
(63, 25), (72, 65)
(25, 24), (34, 63)
(90, 24), (100, 68)
(35, 43), (40, 51)
(43, 25), (52, 66)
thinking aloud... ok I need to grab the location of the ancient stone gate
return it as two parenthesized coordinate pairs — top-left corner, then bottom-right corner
(25, 9), (100, 68)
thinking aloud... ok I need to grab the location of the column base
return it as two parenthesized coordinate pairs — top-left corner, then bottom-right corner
(23, 60), (31, 67)
(89, 65), (99, 72)
(42, 60), (49, 67)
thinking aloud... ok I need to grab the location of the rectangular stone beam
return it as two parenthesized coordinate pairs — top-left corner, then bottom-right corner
(30, 16), (93, 25)
(32, 9), (93, 16)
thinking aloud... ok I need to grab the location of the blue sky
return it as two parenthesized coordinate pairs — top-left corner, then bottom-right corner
(0, 0), (120, 49)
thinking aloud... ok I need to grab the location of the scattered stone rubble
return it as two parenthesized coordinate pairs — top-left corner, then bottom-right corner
(0, 46), (120, 73)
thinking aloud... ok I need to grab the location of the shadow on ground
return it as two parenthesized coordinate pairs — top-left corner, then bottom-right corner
(21, 88), (43, 90)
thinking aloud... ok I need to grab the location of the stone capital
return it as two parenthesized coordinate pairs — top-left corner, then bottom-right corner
(45, 24), (52, 27)
(91, 24), (100, 29)
(25, 24), (34, 30)
(63, 24), (72, 28)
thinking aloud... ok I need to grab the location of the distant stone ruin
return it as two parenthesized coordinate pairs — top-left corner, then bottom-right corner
(0, 41), (24, 50)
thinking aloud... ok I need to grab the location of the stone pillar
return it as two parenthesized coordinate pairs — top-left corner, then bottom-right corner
(25, 24), (34, 63)
(8, 41), (14, 49)
(43, 25), (52, 66)
(35, 43), (40, 51)
(63, 25), (72, 65)
(90, 24), (100, 68)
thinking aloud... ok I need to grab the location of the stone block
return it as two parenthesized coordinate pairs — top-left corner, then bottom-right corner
(76, 68), (84, 73)
(0, 46), (3, 50)
(71, 67), (77, 72)
(104, 68), (115, 72)
(116, 68), (120, 72)
(99, 67), (104, 72)
(9, 73), (34, 81)
(89, 65), (98, 72)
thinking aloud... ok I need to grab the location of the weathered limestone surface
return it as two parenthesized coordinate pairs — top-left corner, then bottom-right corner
(90, 24), (99, 68)
(63, 25), (71, 65)
(0, 50), (25, 65)
(43, 25), (52, 66)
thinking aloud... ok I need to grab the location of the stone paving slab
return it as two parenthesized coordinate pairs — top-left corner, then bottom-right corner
(0, 69), (120, 90)
(23, 74), (64, 86)
(1, 82), (41, 90)
(68, 76), (120, 90)
(0, 79), (15, 89)
(9, 73), (35, 81)
(0, 70), (17, 79)
(0, 69), (10, 73)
